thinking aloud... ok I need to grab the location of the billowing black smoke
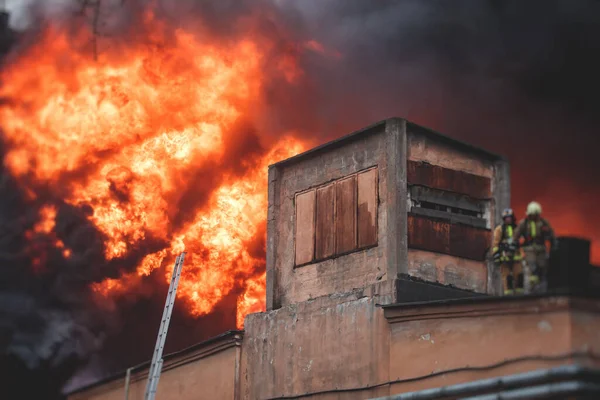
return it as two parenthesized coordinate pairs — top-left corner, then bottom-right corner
(1, 0), (599, 398)
(0, 134), (239, 396)
(275, 0), (600, 255)
(0, 143), (97, 398)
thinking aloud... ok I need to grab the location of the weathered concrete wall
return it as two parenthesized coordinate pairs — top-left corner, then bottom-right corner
(69, 296), (600, 400)
(407, 249), (487, 291)
(69, 334), (242, 400)
(240, 294), (599, 399)
(384, 296), (600, 394)
(267, 119), (509, 306)
(406, 130), (494, 178)
(569, 298), (600, 368)
(267, 120), (408, 309)
(242, 290), (392, 400)
(405, 126), (502, 294)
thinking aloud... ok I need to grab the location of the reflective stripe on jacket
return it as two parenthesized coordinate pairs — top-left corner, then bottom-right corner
(492, 223), (522, 261)
(514, 217), (555, 246)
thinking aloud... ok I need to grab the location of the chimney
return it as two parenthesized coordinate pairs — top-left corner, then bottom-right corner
(547, 236), (591, 292)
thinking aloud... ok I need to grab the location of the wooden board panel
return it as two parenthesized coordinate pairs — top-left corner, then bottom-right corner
(407, 214), (450, 254)
(450, 223), (491, 261)
(408, 214), (490, 261)
(315, 184), (335, 260)
(335, 176), (357, 254)
(357, 168), (378, 248)
(295, 190), (316, 265)
(407, 160), (491, 199)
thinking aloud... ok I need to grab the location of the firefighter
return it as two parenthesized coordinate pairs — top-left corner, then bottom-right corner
(513, 201), (557, 293)
(492, 208), (523, 295)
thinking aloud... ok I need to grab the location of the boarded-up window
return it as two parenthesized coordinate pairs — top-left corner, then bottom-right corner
(407, 214), (450, 254)
(295, 191), (315, 265)
(315, 184), (335, 259)
(335, 176), (357, 254)
(357, 169), (378, 248)
(294, 167), (379, 266)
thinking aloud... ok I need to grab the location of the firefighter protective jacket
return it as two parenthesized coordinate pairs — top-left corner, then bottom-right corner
(492, 223), (522, 262)
(513, 217), (556, 247)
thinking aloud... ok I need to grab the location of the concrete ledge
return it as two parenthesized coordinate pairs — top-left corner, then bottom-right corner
(383, 294), (600, 324)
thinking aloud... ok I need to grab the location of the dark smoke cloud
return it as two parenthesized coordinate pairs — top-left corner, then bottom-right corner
(0, 192), (80, 395)
(0, 138), (116, 397)
(1, 0), (600, 397)
(0, 135), (240, 397)
(273, 0), (600, 251)
(0, 1), (281, 396)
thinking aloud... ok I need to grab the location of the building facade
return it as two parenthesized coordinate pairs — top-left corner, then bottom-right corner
(68, 119), (600, 400)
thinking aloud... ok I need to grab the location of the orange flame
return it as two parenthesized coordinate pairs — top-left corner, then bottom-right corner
(33, 205), (57, 234)
(1, 12), (306, 328)
(23, 205), (73, 272)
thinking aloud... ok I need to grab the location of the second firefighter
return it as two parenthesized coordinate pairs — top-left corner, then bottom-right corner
(513, 201), (556, 293)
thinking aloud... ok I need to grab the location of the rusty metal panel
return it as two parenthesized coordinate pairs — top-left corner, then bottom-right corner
(407, 214), (450, 254)
(450, 223), (490, 261)
(335, 176), (357, 254)
(407, 160), (491, 199)
(294, 190), (315, 265)
(357, 168), (378, 248)
(408, 214), (490, 261)
(315, 184), (335, 260)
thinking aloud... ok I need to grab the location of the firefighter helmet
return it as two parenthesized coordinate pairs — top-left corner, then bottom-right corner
(502, 208), (514, 219)
(526, 201), (542, 216)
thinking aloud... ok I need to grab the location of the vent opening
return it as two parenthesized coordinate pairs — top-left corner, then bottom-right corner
(418, 201), (481, 218)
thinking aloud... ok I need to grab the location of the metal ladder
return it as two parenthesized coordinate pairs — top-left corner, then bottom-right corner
(143, 252), (186, 400)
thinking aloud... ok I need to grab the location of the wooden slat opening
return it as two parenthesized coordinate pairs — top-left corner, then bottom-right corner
(335, 176), (357, 254)
(294, 167), (379, 267)
(294, 190), (316, 265)
(407, 160), (491, 199)
(357, 168), (378, 248)
(315, 184), (335, 260)
(407, 214), (490, 261)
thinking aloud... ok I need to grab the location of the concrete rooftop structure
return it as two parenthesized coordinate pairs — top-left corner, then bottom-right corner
(68, 118), (600, 400)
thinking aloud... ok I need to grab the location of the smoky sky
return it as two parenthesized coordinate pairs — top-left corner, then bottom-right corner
(280, 0), (600, 154)
(1, 0), (600, 397)
(275, 0), (600, 247)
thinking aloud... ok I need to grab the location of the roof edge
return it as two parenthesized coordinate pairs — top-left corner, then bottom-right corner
(406, 121), (507, 161)
(269, 117), (508, 170)
(382, 290), (600, 310)
(66, 329), (244, 396)
(382, 291), (600, 323)
(269, 119), (389, 169)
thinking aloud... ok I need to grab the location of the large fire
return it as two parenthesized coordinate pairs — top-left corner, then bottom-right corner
(0, 10), (306, 328)
(1, 4), (598, 347)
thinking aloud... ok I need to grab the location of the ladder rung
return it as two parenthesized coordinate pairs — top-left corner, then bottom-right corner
(144, 253), (186, 400)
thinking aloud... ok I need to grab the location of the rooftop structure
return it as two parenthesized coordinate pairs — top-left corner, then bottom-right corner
(266, 118), (509, 308)
(68, 118), (600, 400)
